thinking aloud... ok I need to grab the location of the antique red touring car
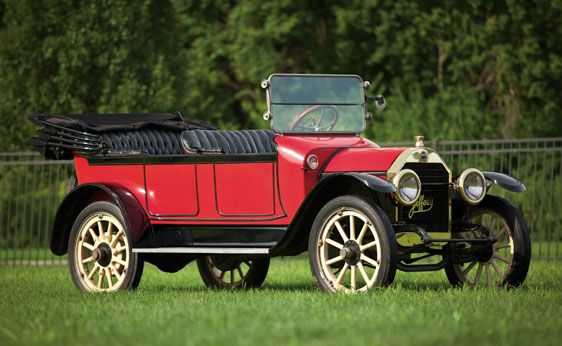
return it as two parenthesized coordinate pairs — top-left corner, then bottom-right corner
(30, 74), (531, 292)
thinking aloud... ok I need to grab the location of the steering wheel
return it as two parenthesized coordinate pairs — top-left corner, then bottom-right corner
(288, 105), (340, 132)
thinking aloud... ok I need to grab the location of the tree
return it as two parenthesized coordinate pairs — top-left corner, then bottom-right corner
(0, 0), (560, 151)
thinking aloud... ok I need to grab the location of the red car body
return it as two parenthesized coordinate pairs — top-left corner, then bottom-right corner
(74, 136), (403, 227)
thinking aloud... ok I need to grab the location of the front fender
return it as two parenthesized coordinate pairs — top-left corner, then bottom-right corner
(483, 172), (526, 193)
(269, 172), (394, 256)
(51, 183), (149, 256)
(339, 172), (396, 193)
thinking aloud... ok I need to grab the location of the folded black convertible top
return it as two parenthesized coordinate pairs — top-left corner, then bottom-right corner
(29, 112), (215, 133)
(29, 112), (216, 159)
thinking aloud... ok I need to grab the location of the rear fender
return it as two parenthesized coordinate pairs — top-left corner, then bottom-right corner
(483, 172), (526, 193)
(51, 183), (149, 255)
(270, 173), (394, 256)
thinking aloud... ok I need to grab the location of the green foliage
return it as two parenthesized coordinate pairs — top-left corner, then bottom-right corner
(0, 0), (560, 150)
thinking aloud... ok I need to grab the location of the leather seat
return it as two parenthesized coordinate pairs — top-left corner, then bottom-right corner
(181, 129), (277, 154)
(102, 129), (183, 155)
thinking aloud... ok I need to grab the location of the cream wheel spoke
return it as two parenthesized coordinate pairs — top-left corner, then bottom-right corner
(360, 241), (378, 251)
(496, 242), (511, 249)
(105, 268), (113, 290)
(111, 231), (124, 248)
(218, 270), (225, 280)
(361, 254), (379, 268)
(106, 222), (113, 243)
(490, 259), (502, 277)
(489, 217), (496, 233)
(335, 263), (349, 285)
(357, 262), (370, 286)
(326, 256), (344, 266)
(485, 264), (492, 288)
(97, 269), (104, 288)
(237, 267), (244, 280)
(356, 223), (369, 243)
(349, 215), (356, 240)
(88, 264), (100, 280)
(495, 227), (507, 240)
(334, 221), (349, 242)
(97, 221), (105, 241)
(350, 266), (357, 290)
(110, 264), (122, 281)
(494, 253), (511, 265)
(474, 263), (483, 287)
(82, 256), (94, 264)
(82, 242), (95, 251)
(113, 245), (126, 255)
(325, 238), (343, 249)
(112, 257), (127, 267)
(88, 228), (98, 242)
(462, 261), (477, 275)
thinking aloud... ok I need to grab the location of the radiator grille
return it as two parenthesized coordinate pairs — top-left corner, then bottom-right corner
(397, 163), (450, 232)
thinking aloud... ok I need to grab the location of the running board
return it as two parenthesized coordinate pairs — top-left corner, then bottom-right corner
(132, 247), (270, 254)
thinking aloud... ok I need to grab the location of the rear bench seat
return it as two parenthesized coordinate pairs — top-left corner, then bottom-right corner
(102, 129), (184, 155)
(101, 129), (277, 155)
(181, 129), (277, 154)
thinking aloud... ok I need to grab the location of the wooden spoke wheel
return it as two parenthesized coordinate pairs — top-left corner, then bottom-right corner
(309, 196), (396, 293)
(69, 202), (143, 292)
(446, 196), (531, 288)
(197, 256), (269, 289)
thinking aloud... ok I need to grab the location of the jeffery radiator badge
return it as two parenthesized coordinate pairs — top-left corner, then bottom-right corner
(408, 195), (434, 219)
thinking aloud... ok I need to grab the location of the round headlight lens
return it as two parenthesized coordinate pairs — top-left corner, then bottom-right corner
(392, 169), (421, 206)
(457, 168), (486, 205)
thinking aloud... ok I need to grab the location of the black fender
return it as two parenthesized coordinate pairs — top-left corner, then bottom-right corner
(51, 183), (150, 256)
(483, 172), (526, 193)
(344, 172), (396, 193)
(270, 172), (395, 256)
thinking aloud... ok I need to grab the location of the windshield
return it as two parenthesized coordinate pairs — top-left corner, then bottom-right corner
(267, 74), (366, 134)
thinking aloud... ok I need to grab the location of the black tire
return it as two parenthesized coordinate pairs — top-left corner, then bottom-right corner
(197, 256), (270, 289)
(67, 171), (77, 193)
(445, 195), (531, 288)
(308, 195), (397, 292)
(68, 201), (143, 292)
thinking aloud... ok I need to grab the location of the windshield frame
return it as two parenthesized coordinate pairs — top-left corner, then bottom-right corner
(264, 73), (367, 135)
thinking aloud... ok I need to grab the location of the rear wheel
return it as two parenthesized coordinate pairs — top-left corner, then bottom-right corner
(309, 196), (397, 293)
(197, 256), (270, 289)
(445, 195), (531, 288)
(68, 201), (143, 292)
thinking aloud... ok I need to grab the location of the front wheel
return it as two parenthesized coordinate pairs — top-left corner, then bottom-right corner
(68, 201), (143, 292)
(445, 195), (531, 288)
(197, 256), (270, 289)
(309, 196), (397, 293)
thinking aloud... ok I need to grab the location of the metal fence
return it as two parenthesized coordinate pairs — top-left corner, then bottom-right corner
(0, 138), (560, 265)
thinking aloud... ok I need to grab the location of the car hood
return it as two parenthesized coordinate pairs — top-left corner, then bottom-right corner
(275, 135), (407, 173)
(322, 147), (407, 174)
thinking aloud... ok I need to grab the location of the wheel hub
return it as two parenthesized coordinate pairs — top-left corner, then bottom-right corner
(210, 255), (240, 271)
(92, 243), (112, 267)
(472, 242), (494, 263)
(340, 240), (361, 265)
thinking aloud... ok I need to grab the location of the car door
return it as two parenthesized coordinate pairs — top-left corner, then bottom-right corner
(145, 164), (199, 216)
(214, 162), (275, 216)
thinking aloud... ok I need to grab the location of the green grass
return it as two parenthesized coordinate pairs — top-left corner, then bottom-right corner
(0, 258), (560, 346)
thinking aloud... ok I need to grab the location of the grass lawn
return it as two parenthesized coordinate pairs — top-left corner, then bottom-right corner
(0, 257), (560, 346)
